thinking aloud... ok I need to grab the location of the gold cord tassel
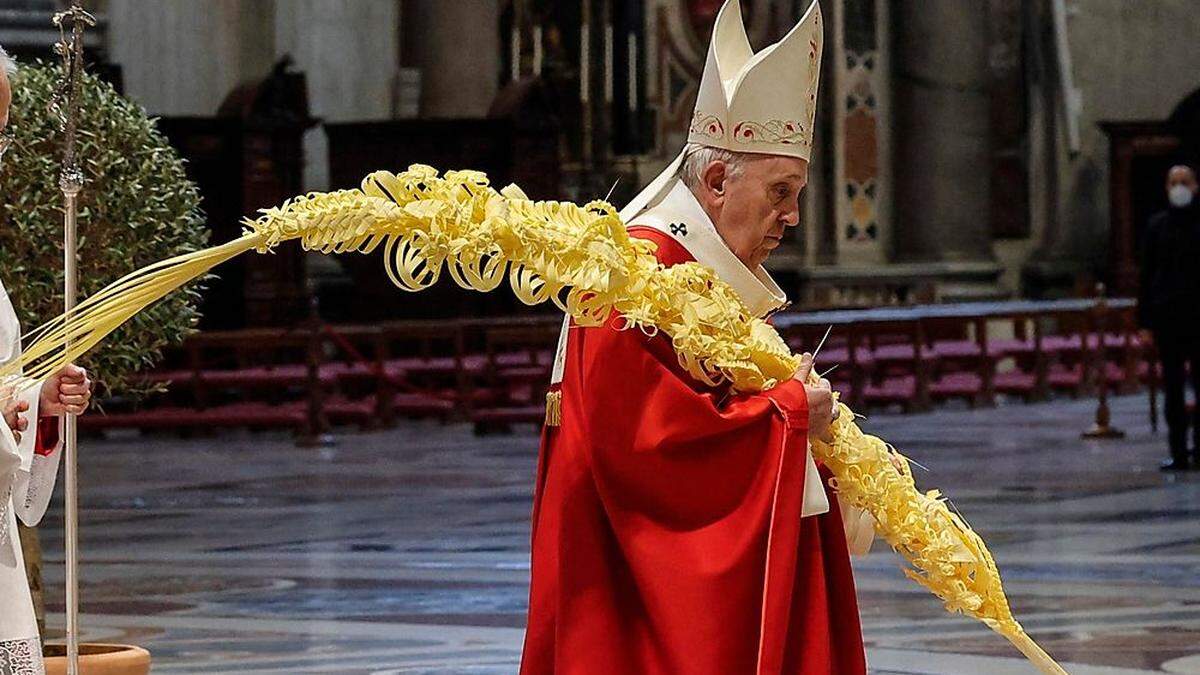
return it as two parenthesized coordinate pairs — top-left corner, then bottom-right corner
(544, 390), (562, 427)
(0, 165), (1065, 673)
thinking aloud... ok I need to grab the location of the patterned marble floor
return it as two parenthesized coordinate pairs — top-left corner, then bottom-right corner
(29, 393), (1200, 674)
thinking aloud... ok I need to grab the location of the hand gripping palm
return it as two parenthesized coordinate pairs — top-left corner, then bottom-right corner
(1, 165), (1067, 674)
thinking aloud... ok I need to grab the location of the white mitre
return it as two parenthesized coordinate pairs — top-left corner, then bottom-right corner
(620, 0), (824, 222)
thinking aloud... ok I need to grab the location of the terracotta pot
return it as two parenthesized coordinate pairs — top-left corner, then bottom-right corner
(42, 644), (151, 675)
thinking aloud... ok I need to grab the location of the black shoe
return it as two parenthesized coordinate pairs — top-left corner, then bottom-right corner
(1161, 458), (1191, 472)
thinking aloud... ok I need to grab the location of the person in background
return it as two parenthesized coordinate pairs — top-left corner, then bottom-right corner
(1139, 164), (1200, 471)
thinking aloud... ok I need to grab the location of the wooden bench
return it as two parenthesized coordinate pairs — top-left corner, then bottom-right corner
(93, 297), (1149, 437)
(92, 326), (330, 441)
(775, 297), (1142, 412)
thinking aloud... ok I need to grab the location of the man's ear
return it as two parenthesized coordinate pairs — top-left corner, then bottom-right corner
(701, 160), (728, 203)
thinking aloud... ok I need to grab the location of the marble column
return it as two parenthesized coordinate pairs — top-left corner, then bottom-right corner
(274, 0), (402, 191)
(275, 1), (399, 122)
(891, 0), (994, 264)
(836, 0), (890, 266)
(105, 0), (276, 116)
(404, 0), (501, 118)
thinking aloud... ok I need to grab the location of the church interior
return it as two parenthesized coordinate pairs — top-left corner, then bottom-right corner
(1, 0), (1199, 673)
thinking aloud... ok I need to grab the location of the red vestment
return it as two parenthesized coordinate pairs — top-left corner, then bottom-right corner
(520, 229), (866, 675)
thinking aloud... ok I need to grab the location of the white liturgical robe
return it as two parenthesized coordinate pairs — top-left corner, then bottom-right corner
(0, 281), (62, 675)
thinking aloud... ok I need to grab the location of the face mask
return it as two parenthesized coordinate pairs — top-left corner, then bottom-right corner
(1169, 184), (1194, 208)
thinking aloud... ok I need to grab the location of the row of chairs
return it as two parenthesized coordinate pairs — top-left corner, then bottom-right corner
(776, 299), (1147, 412)
(82, 299), (1150, 438)
(81, 317), (563, 440)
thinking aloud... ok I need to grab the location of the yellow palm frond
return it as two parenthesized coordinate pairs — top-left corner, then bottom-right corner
(0, 165), (1065, 674)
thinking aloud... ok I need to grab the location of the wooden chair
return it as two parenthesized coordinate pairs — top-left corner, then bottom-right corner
(990, 313), (1048, 402)
(921, 315), (993, 407)
(470, 320), (562, 433)
(375, 319), (469, 420)
(859, 319), (929, 412)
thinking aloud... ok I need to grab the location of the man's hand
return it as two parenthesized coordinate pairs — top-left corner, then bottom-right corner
(39, 364), (92, 417)
(2, 387), (28, 445)
(795, 353), (834, 441)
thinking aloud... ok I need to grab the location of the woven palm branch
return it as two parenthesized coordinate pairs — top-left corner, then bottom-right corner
(0, 165), (1065, 674)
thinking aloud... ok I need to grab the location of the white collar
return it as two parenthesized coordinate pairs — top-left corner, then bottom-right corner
(628, 180), (789, 319)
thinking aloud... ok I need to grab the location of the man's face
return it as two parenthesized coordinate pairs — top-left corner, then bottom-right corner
(1166, 165), (1198, 194)
(703, 155), (808, 269)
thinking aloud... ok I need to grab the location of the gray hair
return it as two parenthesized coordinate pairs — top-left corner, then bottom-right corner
(0, 44), (15, 76)
(679, 143), (755, 191)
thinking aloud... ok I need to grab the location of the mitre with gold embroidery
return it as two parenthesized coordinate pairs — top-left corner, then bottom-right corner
(621, 0), (824, 221)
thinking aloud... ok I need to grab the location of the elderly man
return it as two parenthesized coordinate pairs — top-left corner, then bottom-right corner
(1140, 164), (1200, 471)
(0, 47), (93, 675)
(521, 2), (872, 673)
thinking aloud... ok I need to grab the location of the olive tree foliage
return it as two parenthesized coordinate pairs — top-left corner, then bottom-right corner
(0, 63), (208, 400)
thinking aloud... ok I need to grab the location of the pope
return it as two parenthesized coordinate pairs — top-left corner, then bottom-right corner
(520, 2), (876, 673)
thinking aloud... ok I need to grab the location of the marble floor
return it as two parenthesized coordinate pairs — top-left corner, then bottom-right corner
(30, 393), (1200, 674)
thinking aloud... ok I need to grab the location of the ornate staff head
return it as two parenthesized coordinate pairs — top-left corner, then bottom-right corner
(49, 5), (95, 197)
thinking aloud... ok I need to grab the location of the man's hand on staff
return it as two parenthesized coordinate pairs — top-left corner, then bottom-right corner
(39, 364), (92, 417)
(2, 385), (29, 445)
(796, 353), (835, 442)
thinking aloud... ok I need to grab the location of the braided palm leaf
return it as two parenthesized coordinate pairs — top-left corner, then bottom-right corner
(0, 165), (1065, 673)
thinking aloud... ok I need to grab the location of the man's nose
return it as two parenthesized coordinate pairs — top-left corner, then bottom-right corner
(781, 207), (800, 227)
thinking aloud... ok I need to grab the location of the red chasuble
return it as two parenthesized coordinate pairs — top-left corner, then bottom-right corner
(520, 229), (867, 675)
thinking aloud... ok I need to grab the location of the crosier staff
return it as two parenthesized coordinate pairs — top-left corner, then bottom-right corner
(48, 6), (94, 674)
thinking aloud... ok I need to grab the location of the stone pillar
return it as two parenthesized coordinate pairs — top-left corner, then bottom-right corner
(836, 0), (890, 266)
(404, 0), (501, 118)
(106, 0), (276, 115)
(891, 0), (994, 264)
(275, 0), (402, 191)
(275, 1), (399, 123)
